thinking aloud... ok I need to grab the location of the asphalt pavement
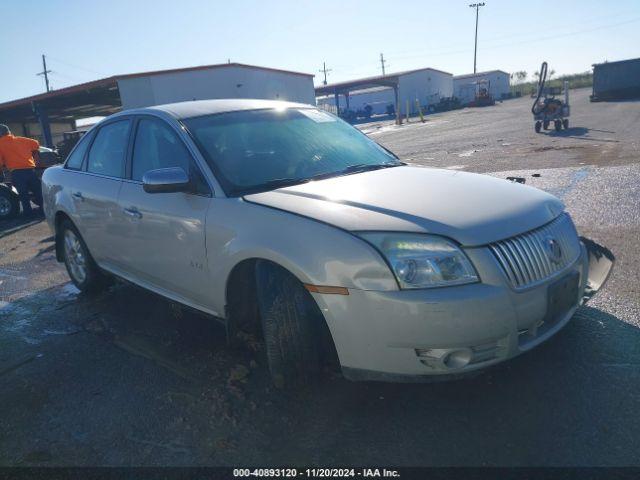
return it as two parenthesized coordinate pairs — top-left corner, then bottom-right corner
(0, 88), (638, 466)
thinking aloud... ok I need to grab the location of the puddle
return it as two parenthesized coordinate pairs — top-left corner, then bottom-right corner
(57, 283), (80, 299)
(547, 167), (591, 199)
(0, 269), (27, 280)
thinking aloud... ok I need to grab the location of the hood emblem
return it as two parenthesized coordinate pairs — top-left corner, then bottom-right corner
(544, 237), (563, 264)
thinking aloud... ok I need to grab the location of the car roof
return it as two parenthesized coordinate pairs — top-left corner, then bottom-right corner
(132, 99), (315, 120)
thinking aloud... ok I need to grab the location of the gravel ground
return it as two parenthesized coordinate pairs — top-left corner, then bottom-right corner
(0, 88), (638, 466)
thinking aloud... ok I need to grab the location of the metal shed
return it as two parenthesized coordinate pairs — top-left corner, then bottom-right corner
(0, 63), (315, 147)
(591, 58), (640, 101)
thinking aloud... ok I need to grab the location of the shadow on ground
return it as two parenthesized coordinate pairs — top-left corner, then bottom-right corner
(1, 280), (639, 466)
(0, 217), (44, 238)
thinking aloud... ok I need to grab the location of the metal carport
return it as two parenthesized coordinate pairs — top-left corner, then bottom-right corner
(0, 77), (123, 148)
(315, 73), (403, 125)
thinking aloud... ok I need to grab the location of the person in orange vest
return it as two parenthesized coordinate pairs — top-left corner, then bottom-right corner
(0, 124), (43, 217)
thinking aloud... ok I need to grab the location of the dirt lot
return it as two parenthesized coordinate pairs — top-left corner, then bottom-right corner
(1, 88), (639, 466)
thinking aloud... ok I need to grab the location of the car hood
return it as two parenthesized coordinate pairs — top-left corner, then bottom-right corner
(244, 165), (565, 246)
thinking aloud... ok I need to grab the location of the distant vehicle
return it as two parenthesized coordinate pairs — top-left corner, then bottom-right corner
(427, 96), (461, 113)
(42, 99), (613, 386)
(0, 146), (61, 220)
(468, 80), (495, 107)
(56, 130), (87, 160)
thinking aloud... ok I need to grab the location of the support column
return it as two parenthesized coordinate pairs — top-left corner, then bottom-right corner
(334, 92), (340, 116)
(393, 85), (401, 125)
(345, 92), (350, 111)
(32, 102), (53, 147)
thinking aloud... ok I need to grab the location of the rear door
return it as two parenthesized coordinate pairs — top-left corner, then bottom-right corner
(70, 119), (131, 269)
(112, 115), (212, 307)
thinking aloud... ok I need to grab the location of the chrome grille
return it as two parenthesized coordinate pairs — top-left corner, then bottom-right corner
(489, 213), (581, 289)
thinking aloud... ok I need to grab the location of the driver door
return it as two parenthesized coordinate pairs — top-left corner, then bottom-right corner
(113, 115), (213, 308)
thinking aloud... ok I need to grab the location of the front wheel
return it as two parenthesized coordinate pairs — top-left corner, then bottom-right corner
(554, 120), (562, 132)
(255, 261), (325, 388)
(535, 121), (542, 133)
(563, 119), (569, 129)
(59, 220), (110, 293)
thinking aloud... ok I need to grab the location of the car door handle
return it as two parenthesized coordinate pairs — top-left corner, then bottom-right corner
(72, 192), (84, 201)
(123, 207), (142, 219)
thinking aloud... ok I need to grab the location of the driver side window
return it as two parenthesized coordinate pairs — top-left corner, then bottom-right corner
(131, 117), (209, 194)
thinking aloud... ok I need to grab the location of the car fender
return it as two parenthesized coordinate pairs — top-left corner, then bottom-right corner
(205, 198), (399, 315)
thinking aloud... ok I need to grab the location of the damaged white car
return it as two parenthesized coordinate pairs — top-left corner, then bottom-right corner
(41, 99), (614, 385)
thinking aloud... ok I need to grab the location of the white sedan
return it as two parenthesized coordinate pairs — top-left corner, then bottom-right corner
(41, 99), (613, 386)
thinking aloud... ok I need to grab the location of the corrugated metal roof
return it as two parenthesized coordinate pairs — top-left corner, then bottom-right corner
(453, 70), (510, 80)
(315, 67), (452, 95)
(592, 57), (640, 68)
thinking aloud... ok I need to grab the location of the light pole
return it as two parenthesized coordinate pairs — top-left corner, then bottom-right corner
(469, 3), (485, 74)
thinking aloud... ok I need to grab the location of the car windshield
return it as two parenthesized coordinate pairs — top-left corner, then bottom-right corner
(182, 108), (402, 196)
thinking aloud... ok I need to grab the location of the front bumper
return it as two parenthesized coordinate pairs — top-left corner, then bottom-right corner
(313, 238), (613, 382)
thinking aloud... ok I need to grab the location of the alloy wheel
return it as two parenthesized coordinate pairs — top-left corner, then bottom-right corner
(64, 230), (87, 284)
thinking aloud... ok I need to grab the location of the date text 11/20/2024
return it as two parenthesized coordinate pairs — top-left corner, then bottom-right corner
(233, 468), (400, 477)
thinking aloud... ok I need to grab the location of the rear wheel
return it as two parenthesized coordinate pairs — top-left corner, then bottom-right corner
(255, 261), (325, 388)
(535, 121), (542, 133)
(59, 219), (110, 293)
(0, 188), (19, 220)
(554, 120), (562, 132)
(563, 119), (569, 129)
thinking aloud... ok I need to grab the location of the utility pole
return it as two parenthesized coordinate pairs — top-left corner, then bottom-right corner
(37, 54), (52, 92)
(319, 62), (332, 85)
(380, 53), (387, 76)
(469, 3), (485, 74)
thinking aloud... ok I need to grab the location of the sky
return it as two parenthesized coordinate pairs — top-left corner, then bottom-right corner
(1, 0), (639, 103)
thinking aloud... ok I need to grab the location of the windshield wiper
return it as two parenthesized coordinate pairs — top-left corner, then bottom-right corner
(238, 177), (311, 195)
(238, 163), (404, 196)
(337, 162), (403, 175)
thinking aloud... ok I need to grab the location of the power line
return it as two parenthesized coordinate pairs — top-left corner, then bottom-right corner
(386, 16), (640, 63)
(46, 55), (105, 76)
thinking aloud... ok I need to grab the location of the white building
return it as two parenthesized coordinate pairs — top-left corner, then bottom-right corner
(0, 63), (315, 148)
(117, 63), (316, 109)
(316, 67), (453, 117)
(453, 70), (511, 105)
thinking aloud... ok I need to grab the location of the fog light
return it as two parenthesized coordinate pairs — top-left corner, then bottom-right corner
(442, 349), (472, 369)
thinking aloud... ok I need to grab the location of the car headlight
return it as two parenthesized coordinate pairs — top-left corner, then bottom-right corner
(357, 232), (479, 289)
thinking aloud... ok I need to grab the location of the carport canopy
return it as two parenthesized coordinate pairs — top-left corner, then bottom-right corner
(0, 77), (123, 147)
(315, 73), (401, 124)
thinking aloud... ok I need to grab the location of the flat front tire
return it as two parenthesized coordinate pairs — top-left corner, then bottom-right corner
(255, 261), (323, 388)
(59, 219), (110, 293)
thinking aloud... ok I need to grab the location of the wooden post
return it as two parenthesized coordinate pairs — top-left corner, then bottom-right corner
(416, 99), (424, 123)
(405, 100), (410, 123)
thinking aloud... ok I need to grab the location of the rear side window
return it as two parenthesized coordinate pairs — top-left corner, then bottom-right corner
(65, 132), (93, 170)
(87, 120), (130, 178)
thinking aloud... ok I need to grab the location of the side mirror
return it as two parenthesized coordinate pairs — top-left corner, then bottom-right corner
(142, 167), (190, 194)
